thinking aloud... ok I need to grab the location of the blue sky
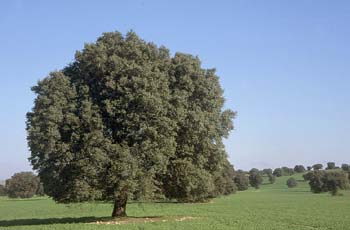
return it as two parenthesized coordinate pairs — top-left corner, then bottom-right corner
(1, 0), (349, 179)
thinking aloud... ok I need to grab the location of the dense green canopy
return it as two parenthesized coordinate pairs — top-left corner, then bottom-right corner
(5, 172), (39, 198)
(27, 31), (235, 217)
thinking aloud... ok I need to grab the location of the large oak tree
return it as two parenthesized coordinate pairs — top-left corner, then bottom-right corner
(27, 31), (235, 217)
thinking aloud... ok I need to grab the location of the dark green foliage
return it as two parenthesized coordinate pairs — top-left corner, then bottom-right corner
(286, 177), (297, 188)
(262, 168), (272, 175)
(326, 162), (336, 170)
(162, 159), (214, 202)
(268, 174), (276, 184)
(294, 165), (306, 173)
(249, 168), (260, 175)
(234, 170), (249, 191)
(312, 164), (323, 170)
(249, 171), (263, 189)
(281, 167), (294, 176)
(306, 171), (325, 193)
(5, 172), (40, 198)
(0, 184), (6, 196)
(304, 171), (349, 195)
(26, 31), (235, 216)
(212, 161), (237, 196)
(341, 164), (350, 172)
(321, 171), (349, 196)
(273, 168), (282, 177)
(307, 166), (312, 171)
(303, 171), (314, 181)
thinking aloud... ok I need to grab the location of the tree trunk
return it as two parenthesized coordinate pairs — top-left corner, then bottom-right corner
(112, 193), (128, 217)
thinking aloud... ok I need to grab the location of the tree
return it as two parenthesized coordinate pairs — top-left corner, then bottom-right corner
(321, 171), (349, 196)
(249, 168), (260, 175)
(341, 164), (350, 172)
(326, 162), (336, 170)
(262, 168), (273, 175)
(273, 168), (282, 177)
(234, 170), (249, 191)
(294, 165), (306, 173)
(305, 171), (349, 195)
(307, 166), (312, 171)
(0, 184), (6, 196)
(5, 172), (40, 198)
(26, 31), (235, 217)
(303, 171), (314, 181)
(268, 174), (276, 184)
(286, 177), (297, 188)
(249, 170), (263, 189)
(281, 167), (294, 176)
(306, 171), (325, 193)
(312, 164), (323, 170)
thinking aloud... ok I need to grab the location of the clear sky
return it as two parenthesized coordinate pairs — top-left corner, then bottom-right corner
(1, 0), (349, 180)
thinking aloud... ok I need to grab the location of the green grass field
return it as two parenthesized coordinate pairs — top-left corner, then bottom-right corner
(1, 173), (350, 230)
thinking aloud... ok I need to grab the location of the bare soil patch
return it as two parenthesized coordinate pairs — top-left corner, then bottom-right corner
(90, 216), (198, 225)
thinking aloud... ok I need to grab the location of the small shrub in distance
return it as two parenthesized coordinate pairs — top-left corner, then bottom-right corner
(268, 174), (276, 184)
(286, 177), (297, 188)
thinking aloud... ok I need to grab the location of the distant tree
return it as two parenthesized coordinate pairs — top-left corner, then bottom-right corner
(294, 165), (306, 173)
(0, 184), (6, 196)
(5, 172), (40, 198)
(307, 171), (325, 193)
(249, 171), (263, 189)
(307, 166), (312, 171)
(303, 171), (314, 181)
(234, 170), (249, 191)
(249, 168), (260, 175)
(268, 174), (276, 184)
(341, 164), (350, 172)
(306, 171), (350, 196)
(262, 168), (273, 175)
(326, 162), (336, 170)
(321, 171), (350, 196)
(286, 177), (297, 188)
(26, 31), (236, 217)
(273, 168), (282, 177)
(312, 164), (323, 170)
(281, 167), (294, 176)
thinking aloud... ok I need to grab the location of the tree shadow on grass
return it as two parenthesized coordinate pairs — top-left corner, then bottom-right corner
(0, 216), (163, 227)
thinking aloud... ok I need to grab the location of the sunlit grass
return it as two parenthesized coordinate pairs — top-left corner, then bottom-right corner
(1, 173), (350, 229)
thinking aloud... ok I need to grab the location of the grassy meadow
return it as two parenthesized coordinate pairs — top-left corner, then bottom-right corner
(1, 173), (350, 230)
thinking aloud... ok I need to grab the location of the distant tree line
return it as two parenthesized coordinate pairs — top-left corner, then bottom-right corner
(3, 162), (349, 199)
(233, 162), (349, 192)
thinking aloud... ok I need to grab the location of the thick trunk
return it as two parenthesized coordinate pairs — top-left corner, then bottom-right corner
(111, 193), (128, 217)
